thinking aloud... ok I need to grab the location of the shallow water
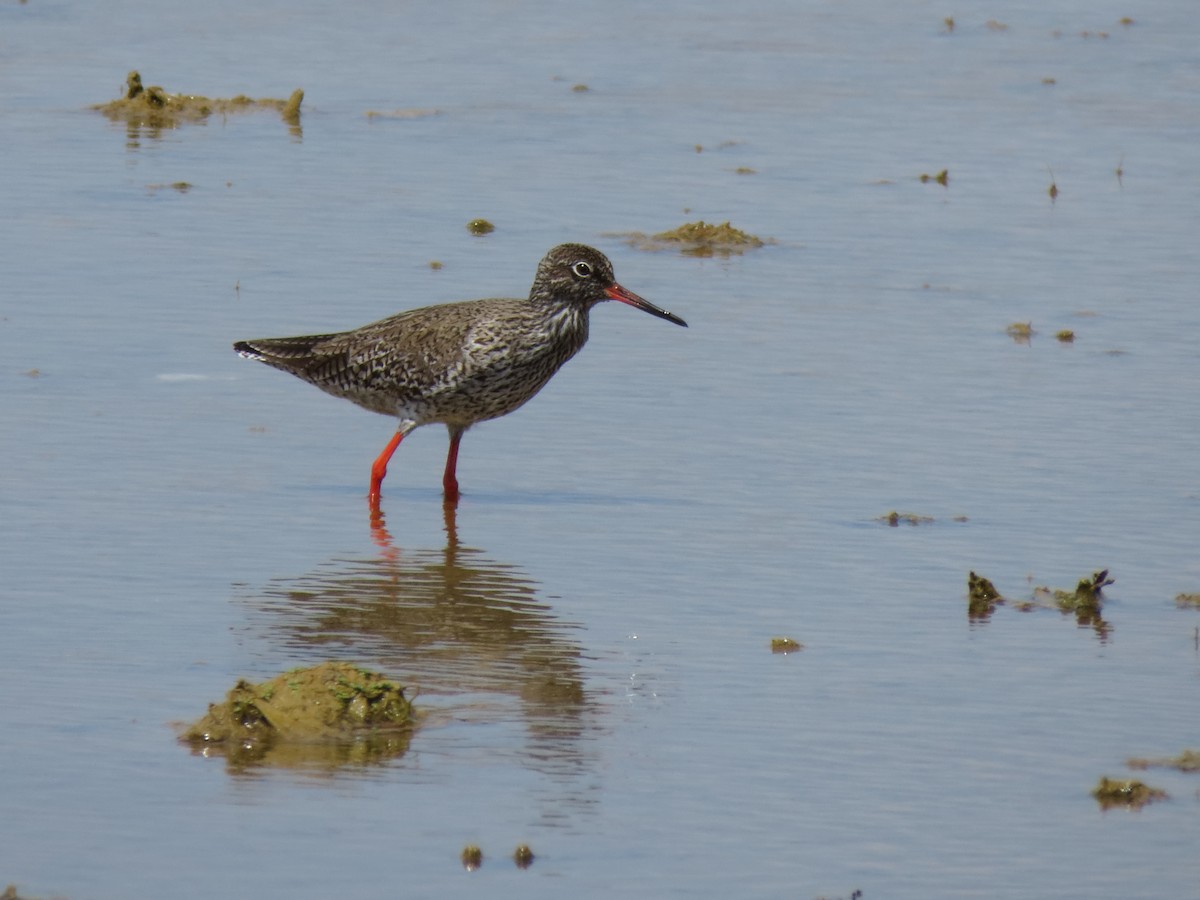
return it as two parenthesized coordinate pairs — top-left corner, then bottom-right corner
(3, 1), (1199, 897)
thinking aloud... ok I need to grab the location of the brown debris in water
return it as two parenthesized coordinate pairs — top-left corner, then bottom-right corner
(770, 636), (803, 654)
(1091, 776), (1166, 810)
(1127, 749), (1200, 773)
(618, 220), (767, 257)
(967, 571), (1003, 622)
(1174, 592), (1200, 609)
(879, 511), (935, 527)
(461, 845), (484, 871)
(513, 844), (536, 868)
(93, 70), (303, 132)
(1039, 569), (1113, 635)
(365, 108), (441, 120)
(181, 661), (415, 770)
(1006, 321), (1035, 343)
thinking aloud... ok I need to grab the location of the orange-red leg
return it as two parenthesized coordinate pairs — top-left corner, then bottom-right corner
(370, 430), (406, 507)
(443, 426), (464, 502)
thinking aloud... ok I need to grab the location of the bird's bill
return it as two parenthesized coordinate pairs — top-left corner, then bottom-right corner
(605, 283), (688, 327)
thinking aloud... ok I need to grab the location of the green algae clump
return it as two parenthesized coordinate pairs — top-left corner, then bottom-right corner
(461, 845), (484, 871)
(466, 218), (496, 235)
(513, 844), (535, 868)
(621, 220), (767, 257)
(770, 636), (803, 654)
(967, 569), (1113, 637)
(93, 70), (304, 133)
(1006, 321), (1035, 343)
(1048, 569), (1113, 634)
(181, 661), (414, 770)
(1091, 776), (1166, 810)
(967, 570), (1003, 622)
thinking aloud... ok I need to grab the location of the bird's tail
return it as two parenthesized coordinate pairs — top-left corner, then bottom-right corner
(233, 334), (339, 366)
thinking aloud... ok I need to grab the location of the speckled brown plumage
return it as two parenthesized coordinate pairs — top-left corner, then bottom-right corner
(234, 243), (687, 505)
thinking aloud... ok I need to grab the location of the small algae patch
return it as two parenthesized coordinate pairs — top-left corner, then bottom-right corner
(919, 168), (949, 186)
(619, 220), (767, 257)
(1091, 776), (1166, 810)
(466, 218), (495, 235)
(181, 661), (415, 770)
(365, 107), (441, 120)
(1127, 749), (1200, 773)
(1056, 329), (1075, 342)
(879, 511), (935, 527)
(513, 844), (535, 868)
(1039, 569), (1113, 634)
(1174, 593), (1200, 609)
(146, 182), (193, 194)
(1006, 321), (1035, 343)
(770, 636), (803, 654)
(967, 571), (1002, 622)
(93, 70), (304, 134)
(461, 845), (484, 871)
(1048, 569), (1113, 610)
(281, 88), (304, 123)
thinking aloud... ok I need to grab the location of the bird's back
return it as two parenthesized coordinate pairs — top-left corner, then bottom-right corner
(235, 296), (589, 423)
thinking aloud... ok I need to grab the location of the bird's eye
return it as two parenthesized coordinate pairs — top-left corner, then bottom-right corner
(571, 261), (593, 279)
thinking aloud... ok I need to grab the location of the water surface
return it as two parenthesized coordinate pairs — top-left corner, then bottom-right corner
(2, 1), (1199, 897)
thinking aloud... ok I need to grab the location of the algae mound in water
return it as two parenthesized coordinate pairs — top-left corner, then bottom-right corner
(182, 661), (414, 769)
(1091, 776), (1166, 810)
(769, 636), (803, 654)
(93, 70), (303, 132)
(618, 220), (767, 257)
(513, 844), (535, 868)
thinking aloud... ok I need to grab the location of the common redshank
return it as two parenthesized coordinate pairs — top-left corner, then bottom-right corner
(234, 243), (687, 506)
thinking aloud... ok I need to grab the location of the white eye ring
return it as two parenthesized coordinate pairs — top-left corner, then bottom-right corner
(572, 261), (593, 279)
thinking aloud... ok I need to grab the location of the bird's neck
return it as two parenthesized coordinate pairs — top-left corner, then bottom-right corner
(536, 301), (590, 355)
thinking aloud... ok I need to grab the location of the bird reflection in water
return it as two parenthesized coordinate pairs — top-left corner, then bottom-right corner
(242, 500), (598, 785)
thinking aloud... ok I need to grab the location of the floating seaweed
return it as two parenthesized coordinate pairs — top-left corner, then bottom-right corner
(967, 570), (1113, 638)
(1091, 776), (1166, 810)
(617, 220), (768, 257)
(93, 70), (303, 139)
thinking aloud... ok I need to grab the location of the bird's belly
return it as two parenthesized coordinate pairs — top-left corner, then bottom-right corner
(410, 360), (561, 426)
